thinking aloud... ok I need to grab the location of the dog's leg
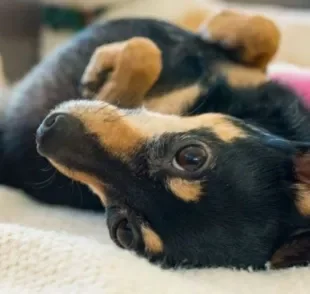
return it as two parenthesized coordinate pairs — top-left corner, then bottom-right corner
(81, 37), (162, 108)
(199, 10), (280, 71)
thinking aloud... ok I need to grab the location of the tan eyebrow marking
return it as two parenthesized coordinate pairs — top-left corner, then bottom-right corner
(167, 178), (202, 202)
(129, 112), (247, 143)
(141, 225), (164, 254)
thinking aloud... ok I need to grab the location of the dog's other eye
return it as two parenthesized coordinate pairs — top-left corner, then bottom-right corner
(116, 220), (134, 249)
(173, 145), (208, 172)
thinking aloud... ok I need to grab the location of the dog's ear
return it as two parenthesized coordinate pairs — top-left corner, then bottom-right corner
(263, 140), (310, 269)
(261, 138), (310, 218)
(198, 10), (281, 70)
(270, 231), (310, 269)
(292, 147), (310, 218)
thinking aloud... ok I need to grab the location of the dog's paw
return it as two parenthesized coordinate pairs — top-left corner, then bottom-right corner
(200, 10), (280, 70)
(81, 37), (162, 108)
(81, 42), (126, 99)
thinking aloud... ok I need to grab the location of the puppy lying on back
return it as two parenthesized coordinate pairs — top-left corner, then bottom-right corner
(2, 11), (310, 270)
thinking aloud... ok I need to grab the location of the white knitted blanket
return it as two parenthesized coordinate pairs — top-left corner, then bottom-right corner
(0, 186), (309, 294)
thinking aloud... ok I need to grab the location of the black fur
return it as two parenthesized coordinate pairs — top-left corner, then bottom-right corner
(1, 18), (310, 269)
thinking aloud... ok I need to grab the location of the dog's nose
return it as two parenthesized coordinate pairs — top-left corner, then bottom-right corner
(36, 112), (81, 156)
(39, 113), (71, 137)
(43, 113), (67, 132)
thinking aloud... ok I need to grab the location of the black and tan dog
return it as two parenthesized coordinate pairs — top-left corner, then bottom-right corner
(2, 11), (310, 270)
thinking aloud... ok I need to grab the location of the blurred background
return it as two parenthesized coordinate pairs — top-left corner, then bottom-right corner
(0, 0), (310, 83)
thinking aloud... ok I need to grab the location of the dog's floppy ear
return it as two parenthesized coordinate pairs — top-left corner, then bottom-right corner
(267, 141), (310, 269)
(270, 230), (310, 269)
(262, 138), (310, 217)
(292, 146), (310, 218)
(198, 10), (281, 70)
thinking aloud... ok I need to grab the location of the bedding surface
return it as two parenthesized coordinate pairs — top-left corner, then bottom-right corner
(0, 186), (309, 294)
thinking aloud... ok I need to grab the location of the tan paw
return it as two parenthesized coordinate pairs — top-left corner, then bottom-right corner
(200, 10), (281, 70)
(81, 37), (162, 108)
(81, 42), (125, 99)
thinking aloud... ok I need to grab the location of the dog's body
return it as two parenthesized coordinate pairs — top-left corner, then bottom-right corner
(1, 14), (310, 269)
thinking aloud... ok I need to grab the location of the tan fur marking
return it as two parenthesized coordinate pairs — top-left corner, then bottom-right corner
(82, 37), (162, 108)
(167, 178), (202, 202)
(49, 159), (108, 205)
(141, 226), (164, 254)
(129, 112), (247, 143)
(206, 10), (280, 70)
(295, 184), (310, 217)
(144, 84), (201, 115)
(57, 101), (144, 161)
(220, 63), (267, 87)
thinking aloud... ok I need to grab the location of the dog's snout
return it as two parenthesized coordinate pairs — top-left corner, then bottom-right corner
(38, 113), (73, 139)
(36, 112), (83, 156)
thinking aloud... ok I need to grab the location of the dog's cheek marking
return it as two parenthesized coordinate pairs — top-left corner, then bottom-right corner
(141, 226), (164, 254)
(144, 84), (201, 115)
(295, 183), (310, 217)
(167, 178), (202, 202)
(49, 159), (108, 206)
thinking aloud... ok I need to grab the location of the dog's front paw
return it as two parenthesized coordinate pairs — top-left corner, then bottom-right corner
(81, 42), (126, 99)
(81, 37), (162, 108)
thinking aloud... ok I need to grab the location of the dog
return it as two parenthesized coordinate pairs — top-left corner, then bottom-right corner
(2, 11), (310, 270)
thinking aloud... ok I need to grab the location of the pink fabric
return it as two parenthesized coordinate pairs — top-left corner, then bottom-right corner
(270, 71), (310, 108)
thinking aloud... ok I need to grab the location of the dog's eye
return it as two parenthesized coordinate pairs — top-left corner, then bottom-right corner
(116, 220), (134, 249)
(173, 145), (208, 172)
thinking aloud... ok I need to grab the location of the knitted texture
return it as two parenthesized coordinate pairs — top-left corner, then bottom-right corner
(0, 186), (309, 294)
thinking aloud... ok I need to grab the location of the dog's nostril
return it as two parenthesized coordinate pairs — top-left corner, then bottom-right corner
(43, 113), (67, 130)
(44, 114), (58, 128)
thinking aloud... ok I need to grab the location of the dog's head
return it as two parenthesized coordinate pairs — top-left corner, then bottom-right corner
(36, 101), (310, 269)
